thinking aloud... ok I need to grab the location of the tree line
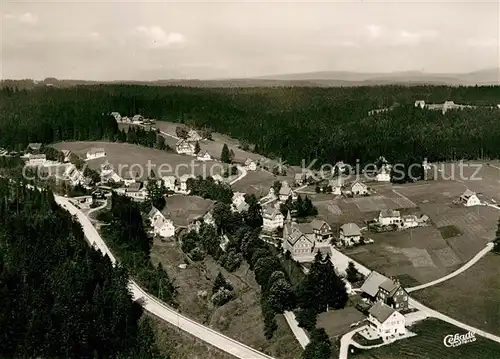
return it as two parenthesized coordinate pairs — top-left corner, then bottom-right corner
(3, 85), (500, 168)
(0, 180), (167, 359)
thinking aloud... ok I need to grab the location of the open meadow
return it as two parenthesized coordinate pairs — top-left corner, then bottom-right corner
(341, 178), (497, 285)
(349, 318), (500, 359)
(128, 121), (265, 164)
(149, 239), (302, 359)
(412, 253), (500, 337)
(52, 141), (225, 179)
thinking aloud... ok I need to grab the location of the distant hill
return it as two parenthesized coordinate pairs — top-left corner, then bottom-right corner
(2, 68), (499, 88)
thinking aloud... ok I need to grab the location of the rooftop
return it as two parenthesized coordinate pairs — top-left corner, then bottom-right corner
(369, 302), (397, 324)
(340, 223), (361, 237)
(380, 209), (400, 218)
(360, 271), (389, 297)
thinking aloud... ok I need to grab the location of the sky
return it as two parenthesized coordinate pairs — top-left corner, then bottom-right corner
(1, 0), (499, 80)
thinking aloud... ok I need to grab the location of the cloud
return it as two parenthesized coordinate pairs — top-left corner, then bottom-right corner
(464, 37), (498, 48)
(4, 12), (39, 25)
(134, 26), (186, 49)
(366, 25), (382, 39)
(397, 30), (438, 45)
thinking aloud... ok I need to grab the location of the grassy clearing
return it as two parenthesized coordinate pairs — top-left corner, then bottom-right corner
(149, 240), (303, 359)
(349, 318), (500, 359)
(317, 307), (366, 339)
(52, 141), (224, 180)
(412, 253), (500, 337)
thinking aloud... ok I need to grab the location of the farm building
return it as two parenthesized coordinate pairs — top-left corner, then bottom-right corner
(339, 223), (361, 246)
(147, 206), (176, 238)
(349, 181), (368, 195)
(196, 151), (212, 162)
(414, 100), (426, 108)
(360, 271), (409, 311)
(459, 189), (481, 207)
(123, 182), (148, 202)
(378, 209), (401, 226)
(86, 148), (106, 160)
(367, 302), (406, 341)
(310, 219), (333, 242)
(176, 139), (196, 156)
(401, 215), (419, 228)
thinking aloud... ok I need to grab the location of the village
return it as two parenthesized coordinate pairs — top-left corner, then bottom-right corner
(6, 110), (500, 359)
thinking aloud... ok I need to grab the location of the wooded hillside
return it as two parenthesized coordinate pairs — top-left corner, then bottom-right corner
(1, 85), (500, 165)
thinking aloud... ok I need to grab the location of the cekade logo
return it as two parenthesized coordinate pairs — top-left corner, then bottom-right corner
(443, 331), (477, 348)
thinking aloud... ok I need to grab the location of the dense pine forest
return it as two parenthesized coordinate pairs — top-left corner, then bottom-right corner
(1, 85), (500, 166)
(0, 180), (167, 359)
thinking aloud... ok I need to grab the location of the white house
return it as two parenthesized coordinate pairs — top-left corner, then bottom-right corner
(132, 115), (144, 123)
(401, 215), (419, 229)
(162, 176), (177, 191)
(147, 207), (176, 238)
(339, 223), (361, 246)
(414, 100), (426, 109)
(110, 112), (121, 121)
(350, 181), (368, 195)
(422, 158), (431, 170)
(121, 173), (136, 187)
(279, 181), (297, 202)
(459, 189), (481, 207)
(376, 166), (391, 182)
(86, 148), (106, 160)
(245, 158), (257, 171)
(378, 210), (401, 226)
(197, 151), (212, 162)
(262, 203), (284, 232)
(124, 183), (148, 202)
(176, 139), (196, 156)
(232, 192), (249, 213)
(27, 154), (47, 166)
(367, 302), (406, 341)
(188, 129), (202, 142)
(179, 174), (195, 193)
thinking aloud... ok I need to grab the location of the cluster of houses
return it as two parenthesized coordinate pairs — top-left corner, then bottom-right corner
(111, 112), (155, 125)
(373, 209), (429, 231)
(414, 100), (477, 114)
(359, 271), (410, 341)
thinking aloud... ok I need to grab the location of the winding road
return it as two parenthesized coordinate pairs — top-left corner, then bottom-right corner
(55, 195), (274, 359)
(407, 242), (494, 292)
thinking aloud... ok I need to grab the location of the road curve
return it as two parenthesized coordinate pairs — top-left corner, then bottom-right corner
(230, 165), (248, 185)
(54, 195), (275, 359)
(407, 242), (494, 292)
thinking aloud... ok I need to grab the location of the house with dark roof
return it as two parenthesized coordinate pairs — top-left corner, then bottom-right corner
(360, 271), (409, 311)
(278, 181), (297, 202)
(367, 302), (406, 340)
(310, 219), (332, 242)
